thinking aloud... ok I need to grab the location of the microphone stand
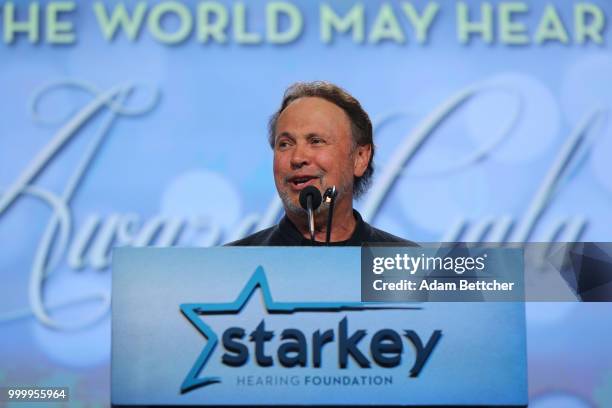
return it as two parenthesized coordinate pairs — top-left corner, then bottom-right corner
(307, 195), (315, 243)
(323, 186), (337, 245)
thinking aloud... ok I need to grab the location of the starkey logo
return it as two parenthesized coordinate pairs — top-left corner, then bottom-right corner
(180, 266), (442, 394)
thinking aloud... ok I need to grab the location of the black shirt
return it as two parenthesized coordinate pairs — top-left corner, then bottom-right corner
(227, 210), (416, 246)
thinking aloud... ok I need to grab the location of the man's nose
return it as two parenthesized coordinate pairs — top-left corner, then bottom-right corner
(290, 143), (310, 169)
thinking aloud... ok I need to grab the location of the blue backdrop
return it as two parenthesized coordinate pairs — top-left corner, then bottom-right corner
(1, 0), (612, 406)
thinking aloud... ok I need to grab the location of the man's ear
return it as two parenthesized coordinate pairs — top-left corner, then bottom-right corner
(353, 144), (372, 177)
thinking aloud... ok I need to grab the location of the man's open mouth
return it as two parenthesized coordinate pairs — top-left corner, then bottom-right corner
(288, 175), (319, 187)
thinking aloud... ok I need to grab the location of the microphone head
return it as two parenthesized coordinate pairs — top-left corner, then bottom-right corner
(299, 186), (322, 211)
(323, 186), (337, 203)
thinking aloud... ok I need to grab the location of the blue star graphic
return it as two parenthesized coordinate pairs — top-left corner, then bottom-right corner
(180, 265), (420, 393)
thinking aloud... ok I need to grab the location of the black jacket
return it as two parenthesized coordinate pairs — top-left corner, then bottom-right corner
(227, 210), (416, 246)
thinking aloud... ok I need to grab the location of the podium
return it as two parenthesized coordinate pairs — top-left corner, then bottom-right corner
(111, 247), (527, 407)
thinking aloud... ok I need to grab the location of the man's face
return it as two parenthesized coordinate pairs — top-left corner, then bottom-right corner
(272, 97), (370, 215)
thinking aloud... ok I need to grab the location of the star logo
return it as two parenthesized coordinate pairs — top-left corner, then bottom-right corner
(180, 266), (419, 393)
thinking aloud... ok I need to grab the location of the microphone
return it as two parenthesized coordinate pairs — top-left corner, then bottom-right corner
(299, 186), (322, 243)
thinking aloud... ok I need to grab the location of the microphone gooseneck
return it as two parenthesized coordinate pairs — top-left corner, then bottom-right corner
(299, 186), (322, 243)
(323, 186), (337, 245)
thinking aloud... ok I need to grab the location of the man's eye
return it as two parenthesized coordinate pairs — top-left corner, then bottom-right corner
(277, 141), (290, 149)
(311, 138), (324, 145)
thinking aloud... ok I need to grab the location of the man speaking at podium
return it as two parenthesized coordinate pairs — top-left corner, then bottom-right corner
(230, 81), (411, 246)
